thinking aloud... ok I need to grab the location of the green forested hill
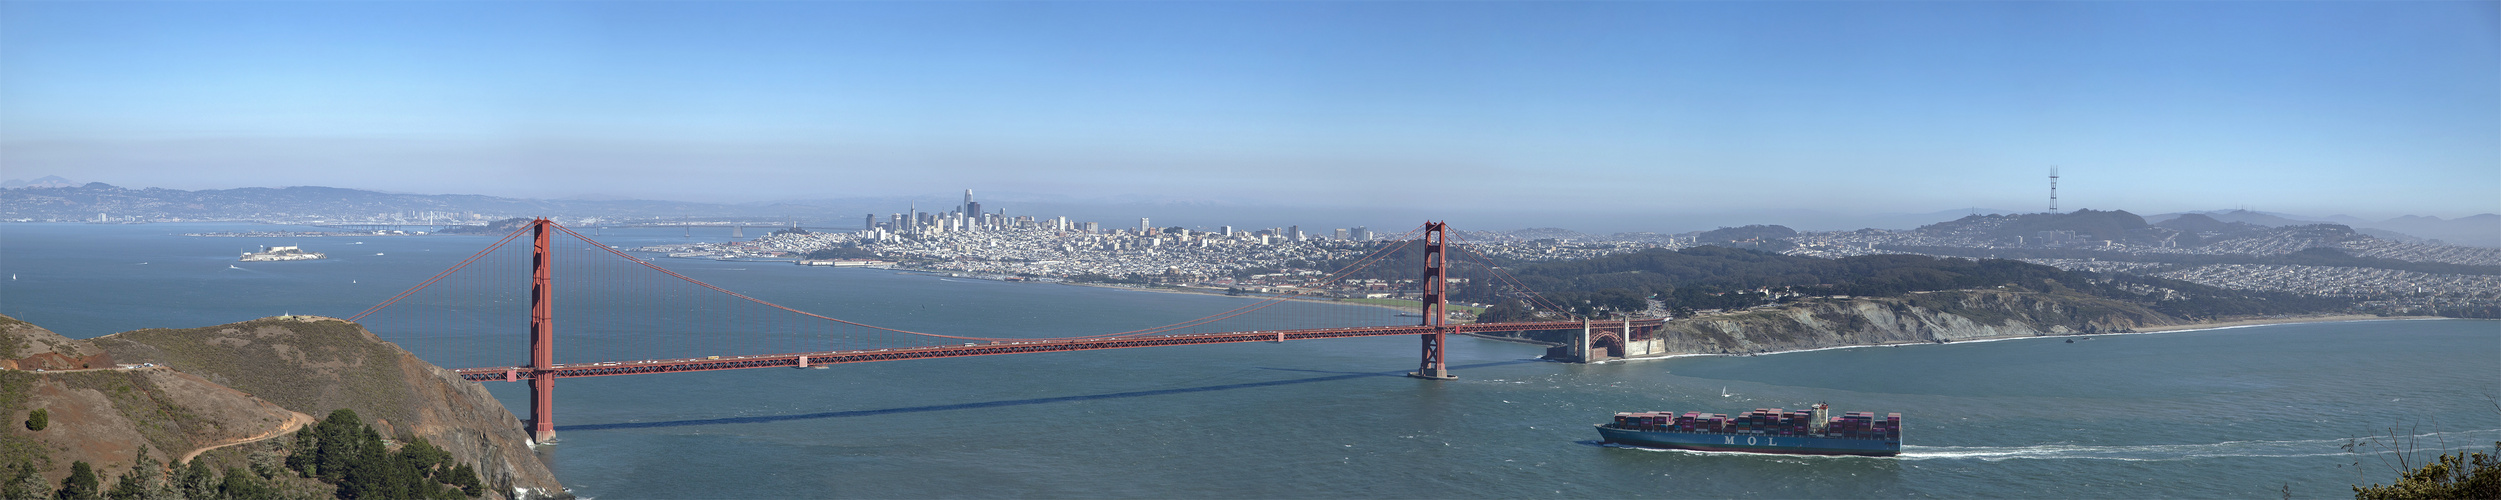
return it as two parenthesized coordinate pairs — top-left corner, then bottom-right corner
(1469, 247), (2351, 321)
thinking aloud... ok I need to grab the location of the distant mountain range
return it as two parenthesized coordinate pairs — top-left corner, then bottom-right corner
(2146, 209), (2500, 248)
(0, 180), (819, 223)
(0, 175), (77, 189)
(3, 179), (2491, 247)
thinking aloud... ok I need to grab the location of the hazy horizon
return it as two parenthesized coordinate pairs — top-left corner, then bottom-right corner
(15, 172), (2499, 237)
(4, 1), (2495, 225)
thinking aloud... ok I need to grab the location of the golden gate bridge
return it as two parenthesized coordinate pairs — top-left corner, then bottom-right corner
(349, 219), (1661, 444)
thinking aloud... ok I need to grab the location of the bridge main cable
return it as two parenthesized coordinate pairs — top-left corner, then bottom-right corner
(539, 221), (1433, 343)
(454, 319), (1663, 380)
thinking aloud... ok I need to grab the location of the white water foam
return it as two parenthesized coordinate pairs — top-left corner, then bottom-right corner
(1900, 428), (2501, 462)
(1599, 428), (2501, 463)
(1600, 442), (1869, 459)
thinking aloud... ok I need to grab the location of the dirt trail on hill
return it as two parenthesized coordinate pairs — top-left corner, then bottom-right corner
(181, 410), (318, 463)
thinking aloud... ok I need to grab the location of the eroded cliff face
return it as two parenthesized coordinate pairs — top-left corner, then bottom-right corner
(1593, 290), (2189, 360)
(89, 316), (566, 499)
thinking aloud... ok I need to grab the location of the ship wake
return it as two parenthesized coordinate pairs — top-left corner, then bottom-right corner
(1899, 428), (2501, 462)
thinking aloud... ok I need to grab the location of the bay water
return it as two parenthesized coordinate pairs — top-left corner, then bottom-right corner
(4, 223), (2496, 498)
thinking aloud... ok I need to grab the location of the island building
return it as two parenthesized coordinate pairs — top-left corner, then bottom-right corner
(239, 245), (326, 262)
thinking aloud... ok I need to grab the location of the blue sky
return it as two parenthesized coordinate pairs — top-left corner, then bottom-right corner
(2, 1), (2495, 226)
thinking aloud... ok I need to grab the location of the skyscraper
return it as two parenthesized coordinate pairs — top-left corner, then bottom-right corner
(1139, 218), (1152, 234)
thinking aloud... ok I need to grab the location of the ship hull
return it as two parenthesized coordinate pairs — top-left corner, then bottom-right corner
(1594, 425), (1899, 457)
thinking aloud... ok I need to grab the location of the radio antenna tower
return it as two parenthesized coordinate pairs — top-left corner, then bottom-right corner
(2048, 167), (2060, 212)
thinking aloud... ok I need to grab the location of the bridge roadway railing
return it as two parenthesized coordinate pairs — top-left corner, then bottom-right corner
(454, 319), (1662, 381)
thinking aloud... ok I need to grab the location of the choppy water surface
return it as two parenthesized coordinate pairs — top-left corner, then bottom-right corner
(4, 223), (2496, 498)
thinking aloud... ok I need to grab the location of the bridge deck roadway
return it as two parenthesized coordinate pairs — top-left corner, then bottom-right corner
(453, 319), (1662, 381)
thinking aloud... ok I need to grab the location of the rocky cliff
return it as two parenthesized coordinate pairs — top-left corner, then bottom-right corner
(1562, 290), (2191, 360)
(85, 316), (565, 499)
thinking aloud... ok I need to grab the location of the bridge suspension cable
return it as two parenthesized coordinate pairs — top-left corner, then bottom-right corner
(1443, 230), (1579, 317)
(353, 220), (1441, 346)
(338, 218), (1665, 441)
(348, 226), (533, 322)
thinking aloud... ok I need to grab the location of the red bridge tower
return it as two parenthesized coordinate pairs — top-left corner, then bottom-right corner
(1408, 221), (1456, 380)
(528, 218), (557, 444)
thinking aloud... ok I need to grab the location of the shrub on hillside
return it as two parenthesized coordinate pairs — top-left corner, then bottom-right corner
(2354, 444), (2501, 499)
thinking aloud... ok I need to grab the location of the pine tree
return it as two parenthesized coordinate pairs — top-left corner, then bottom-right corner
(284, 427), (316, 477)
(214, 467), (276, 500)
(103, 447), (165, 500)
(281, 408), (500, 499)
(51, 461), (98, 500)
(175, 460), (213, 500)
(1, 462), (45, 500)
(446, 463), (483, 498)
(313, 410), (362, 484)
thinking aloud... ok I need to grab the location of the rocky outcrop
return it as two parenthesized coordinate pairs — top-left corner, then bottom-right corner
(89, 316), (566, 499)
(1559, 290), (2190, 361)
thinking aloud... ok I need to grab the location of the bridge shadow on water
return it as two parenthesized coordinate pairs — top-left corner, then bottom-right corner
(556, 359), (1544, 432)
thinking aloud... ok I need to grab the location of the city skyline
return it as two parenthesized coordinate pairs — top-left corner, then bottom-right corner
(3, 1), (2494, 222)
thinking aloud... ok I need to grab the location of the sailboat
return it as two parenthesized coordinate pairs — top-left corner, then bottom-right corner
(1720, 386), (1732, 398)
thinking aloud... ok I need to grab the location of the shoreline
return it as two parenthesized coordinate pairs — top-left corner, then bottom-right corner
(1056, 281), (1432, 314)
(1458, 331), (1563, 347)
(1596, 314), (2452, 364)
(2128, 314), (2410, 333)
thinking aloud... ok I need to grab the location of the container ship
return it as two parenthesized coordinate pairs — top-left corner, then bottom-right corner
(1594, 403), (1900, 456)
